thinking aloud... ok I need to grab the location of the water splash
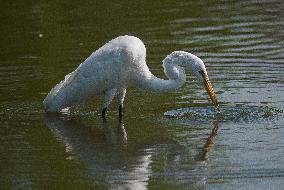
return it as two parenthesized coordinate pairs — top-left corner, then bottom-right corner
(164, 105), (283, 123)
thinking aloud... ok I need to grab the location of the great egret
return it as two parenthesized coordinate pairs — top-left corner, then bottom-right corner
(43, 35), (220, 116)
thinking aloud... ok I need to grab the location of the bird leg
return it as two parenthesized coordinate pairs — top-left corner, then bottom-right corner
(102, 107), (108, 118)
(119, 105), (123, 118)
(117, 89), (126, 118)
(102, 89), (116, 117)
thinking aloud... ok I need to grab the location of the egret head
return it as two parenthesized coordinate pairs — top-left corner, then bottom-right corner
(171, 51), (220, 112)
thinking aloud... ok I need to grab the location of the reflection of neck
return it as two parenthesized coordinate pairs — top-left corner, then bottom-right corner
(108, 154), (152, 190)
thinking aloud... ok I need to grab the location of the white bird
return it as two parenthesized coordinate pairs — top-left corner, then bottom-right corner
(43, 35), (220, 117)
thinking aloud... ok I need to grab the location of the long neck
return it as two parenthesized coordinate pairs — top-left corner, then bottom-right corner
(139, 75), (186, 92)
(133, 64), (186, 93)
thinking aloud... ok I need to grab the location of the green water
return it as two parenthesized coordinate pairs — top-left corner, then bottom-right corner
(1, 0), (284, 189)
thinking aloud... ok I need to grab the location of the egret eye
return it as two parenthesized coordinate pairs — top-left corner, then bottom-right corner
(198, 70), (206, 80)
(199, 70), (205, 75)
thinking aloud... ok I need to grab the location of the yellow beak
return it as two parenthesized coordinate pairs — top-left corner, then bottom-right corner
(202, 73), (220, 112)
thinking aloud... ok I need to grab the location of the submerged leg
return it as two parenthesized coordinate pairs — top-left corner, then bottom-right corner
(119, 105), (123, 118)
(117, 89), (126, 118)
(102, 107), (107, 117)
(102, 89), (117, 117)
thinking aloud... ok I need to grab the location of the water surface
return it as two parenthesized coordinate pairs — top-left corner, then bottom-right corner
(1, 0), (284, 189)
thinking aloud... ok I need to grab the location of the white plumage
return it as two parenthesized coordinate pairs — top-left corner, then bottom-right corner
(43, 35), (219, 115)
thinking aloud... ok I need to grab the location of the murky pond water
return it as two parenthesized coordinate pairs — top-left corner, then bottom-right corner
(1, 0), (284, 189)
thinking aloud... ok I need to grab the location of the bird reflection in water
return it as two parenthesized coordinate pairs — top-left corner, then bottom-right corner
(44, 114), (151, 190)
(44, 113), (221, 189)
(195, 118), (219, 161)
